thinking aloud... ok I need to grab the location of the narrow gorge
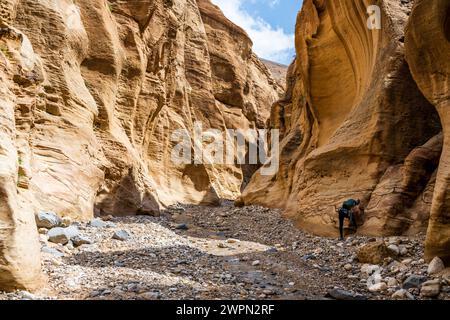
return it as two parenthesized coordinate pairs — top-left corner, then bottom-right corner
(1, 0), (450, 301)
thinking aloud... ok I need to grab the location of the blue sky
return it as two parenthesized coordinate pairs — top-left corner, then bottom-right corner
(211, 0), (303, 65)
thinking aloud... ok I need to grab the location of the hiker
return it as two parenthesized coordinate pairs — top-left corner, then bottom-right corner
(338, 199), (360, 240)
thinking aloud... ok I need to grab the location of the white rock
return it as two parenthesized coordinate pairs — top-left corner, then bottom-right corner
(387, 244), (400, 255)
(427, 257), (445, 275)
(401, 258), (413, 265)
(139, 292), (160, 300)
(35, 212), (61, 229)
(90, 218), (115, 228)
(72, 235), (92, 247)
(42, 246), (64, 258)
(112, 230), (131, 241)
(361, 264), (382, 276)
(252, 260), (261, 266)
(420, 279), (441, 297)
(19, 291), (38, 300)
(399, 245), (408, 256)
(47, 226), (79, 245)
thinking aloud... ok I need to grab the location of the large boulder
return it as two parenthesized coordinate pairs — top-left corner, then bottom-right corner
(47, 226), (80, 245)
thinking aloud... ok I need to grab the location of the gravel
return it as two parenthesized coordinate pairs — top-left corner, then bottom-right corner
(1, 202), (449, 300)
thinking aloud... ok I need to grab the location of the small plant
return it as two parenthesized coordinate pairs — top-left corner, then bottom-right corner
(0, 43), (12, 59)
(106, 1), (114, 13)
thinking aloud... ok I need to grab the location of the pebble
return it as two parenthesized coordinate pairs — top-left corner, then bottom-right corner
(112, 230), (131, 241)
(61, 217), (73, 227)
(72, 235), (93, 247)
(399, 245), (408, 256)
(344, 264), (353, 271)
(139, 292), (160, 300)
(327, 289), (367, 300)
(90, 218), (115, 228)
(368, 282), (387, 292)
(392, 289), (414, 300)
(42, 246), (64, 258)
(47, 226), (79, 245)
(387, 244), (400, 256)
(0, 205), (440, 301)
(401, 258), (413, 265)
(427, 257), (445, 275)
(266, 247), (278, 253)
(402, 275), (427, 289)
(361, 264), (382, 276)
(175, 223), (189, 230)
(387, 278), (398, 287)
(420, 279), (441, 297)
(18, 291), (38, 300)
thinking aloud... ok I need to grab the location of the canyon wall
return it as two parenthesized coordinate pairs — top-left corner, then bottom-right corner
(241, 0), (445, 245)
(0, 0), (281, 290)
(405, 0), (450, 263)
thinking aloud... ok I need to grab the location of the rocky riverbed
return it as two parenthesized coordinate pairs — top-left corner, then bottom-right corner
(1, 202), (449, 300)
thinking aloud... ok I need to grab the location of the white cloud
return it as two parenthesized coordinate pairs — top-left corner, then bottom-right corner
(268, 0), (280, 8)
(211, 0), (295, 65)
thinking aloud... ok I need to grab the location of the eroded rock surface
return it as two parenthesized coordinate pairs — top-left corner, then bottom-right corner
(241, 0), (442, 240)
(0, 0), (280, 290)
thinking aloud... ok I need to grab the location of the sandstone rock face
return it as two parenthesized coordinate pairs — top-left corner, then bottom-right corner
(0, 20), (42, 291)
(260, 58), (288, 89)
(357, 241), (395, 265)
(0, 0), (280, 290)
(241, 0), (442, 237)
(405, 0), (450, 264)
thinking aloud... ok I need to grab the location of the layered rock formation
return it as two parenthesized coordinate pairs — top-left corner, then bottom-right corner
(0, 0), (281, 290)
(260, 58), (288, 89)
(405, 0), (450, 264)
(241, 0), (443, 241)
